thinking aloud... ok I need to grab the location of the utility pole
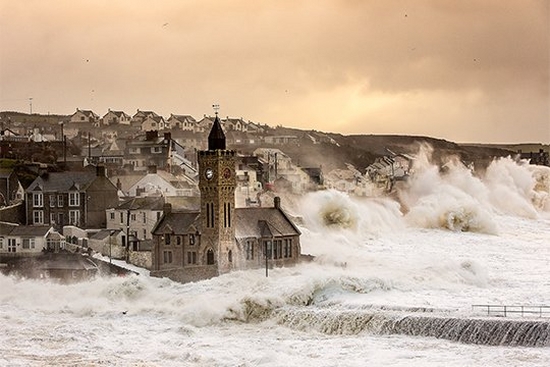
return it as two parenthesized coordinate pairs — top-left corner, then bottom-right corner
(29, 98), (33, 114)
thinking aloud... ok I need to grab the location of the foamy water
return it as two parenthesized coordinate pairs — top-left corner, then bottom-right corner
(1, 154), (549, 366)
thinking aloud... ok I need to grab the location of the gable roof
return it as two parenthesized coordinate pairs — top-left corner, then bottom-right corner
(27, 171), (97, 192)
(152, 210), (200, 235)
(104, 110), (130, 118)
(9, 225), (51, 237)
(169, 114), (196, 123)
(234, 207), (301, 239)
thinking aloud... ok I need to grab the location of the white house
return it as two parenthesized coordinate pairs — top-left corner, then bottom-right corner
(102, 109), (131, 126)
(70, 109), (99, 124)
(0, 224), (65, 257)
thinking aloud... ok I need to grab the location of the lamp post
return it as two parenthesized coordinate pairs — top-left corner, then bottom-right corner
(265, 241), (268, 277)
(109, 230), (115, 267)
(109, 231), (112, 265)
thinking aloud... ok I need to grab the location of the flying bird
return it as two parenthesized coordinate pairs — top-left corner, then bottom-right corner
(162, 22), (169, 27)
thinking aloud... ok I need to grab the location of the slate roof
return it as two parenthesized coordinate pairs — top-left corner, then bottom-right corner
(27, 171), (96, 192)
(234, 207), (300, 239)
(152, 210), (200, 235)
(90, 229), (122, 240)
(9, 225), (51, 236)
(169, 114), (196, 123)
(117, 197), (165, 211)
(151, 206), (300, 240)
(0, 221), (18, 236)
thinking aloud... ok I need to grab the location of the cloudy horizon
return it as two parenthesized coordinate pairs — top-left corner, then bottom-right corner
(0, 0), (548, 144)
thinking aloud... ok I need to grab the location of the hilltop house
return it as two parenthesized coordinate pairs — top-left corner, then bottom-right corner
(150, 114), (301, 284)
(102, 109), (131, 126)
(167, 114), (197, 131)
(141, 116), (166, 132)
(70, 109), (99, 125)
(131, 109), (160, 125)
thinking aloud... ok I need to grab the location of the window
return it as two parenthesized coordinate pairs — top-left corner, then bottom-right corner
(206, 249), (214, 265)
(33, 193), (43, 207)
(187, 251), (197, 264)
(0, 237), (3, 249)
(163, 251), (173, 264)
(284, 239), (293, 258)
(69, 210), (80, 225)
(228, 250), (232, 263)
(57, 195), (64, 207)
(176, 236), (182, 246)
(50, 213), (56, 224)
(33, 210), (44, 224)
(143, 212), (147, 223)
(129, 147), (140, 154)
(143, 229), (147, 239)
(189, 234), (195, 246)
(69, 192), (80, 206)
(206, 202), (214, 228)
(8, 239), (16, 253)
(223, 203), (231, 228)
(164, 234), (171, 245)
(246, 240), (254, 260)
(49, 195), (55, 207)
(131, 213), (136, 222)
(151, 146), (162, 153)
(120, 212), (124, 224)
(22, 238), (35, 249)
(110, 212), (115, 220)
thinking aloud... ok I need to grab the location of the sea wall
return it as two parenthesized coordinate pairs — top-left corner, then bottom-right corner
(273, 308), (550, 347)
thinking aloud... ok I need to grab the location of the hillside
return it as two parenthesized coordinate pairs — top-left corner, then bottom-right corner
(0, 111), (538, 172)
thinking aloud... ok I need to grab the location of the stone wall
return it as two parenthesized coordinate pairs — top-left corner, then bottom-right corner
(151, 265), (218, 283)
(128, 250), (152, 270)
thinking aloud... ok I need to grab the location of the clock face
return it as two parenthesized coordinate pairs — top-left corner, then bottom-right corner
(223, 167), (231, 179)
(205, 168), (213, 180)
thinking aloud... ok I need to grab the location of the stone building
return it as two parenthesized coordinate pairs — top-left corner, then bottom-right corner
(151, 114), (301, 283)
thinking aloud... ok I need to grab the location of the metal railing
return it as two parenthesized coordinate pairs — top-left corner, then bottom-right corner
(472, 304), (550, 318)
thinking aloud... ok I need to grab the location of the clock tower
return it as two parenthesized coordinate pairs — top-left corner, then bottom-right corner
(198, 112), (236, 273)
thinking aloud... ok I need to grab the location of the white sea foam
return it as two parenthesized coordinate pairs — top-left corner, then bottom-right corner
(1, 156), (550, 366)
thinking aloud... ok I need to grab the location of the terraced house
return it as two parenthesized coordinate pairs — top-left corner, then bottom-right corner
(25, 165), (118, 229)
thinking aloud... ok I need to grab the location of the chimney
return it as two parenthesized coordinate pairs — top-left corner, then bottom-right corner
(163, 132), (171, 141)
(163, 203), (172, 215)
(274, 196), (281, 209)
(148, 165), (157, 174)
(96, 164), (106, 177)
(116, 178), (122, 190)
(145, 130), (158, 141)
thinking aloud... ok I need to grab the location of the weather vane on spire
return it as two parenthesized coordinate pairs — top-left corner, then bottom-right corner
(212, 104), (220, 116)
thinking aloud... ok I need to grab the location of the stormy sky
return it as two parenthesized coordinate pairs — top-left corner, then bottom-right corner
(0, 0), (548, 143)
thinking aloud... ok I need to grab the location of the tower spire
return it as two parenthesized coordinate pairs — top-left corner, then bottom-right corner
(208, 104), (226, 150)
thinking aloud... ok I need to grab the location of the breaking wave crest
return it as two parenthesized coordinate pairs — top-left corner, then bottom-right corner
(299, 147), (548, 237)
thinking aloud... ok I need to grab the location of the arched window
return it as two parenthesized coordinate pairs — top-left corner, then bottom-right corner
(206, 249), (214, 265)
(228, 250), (232, 263)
